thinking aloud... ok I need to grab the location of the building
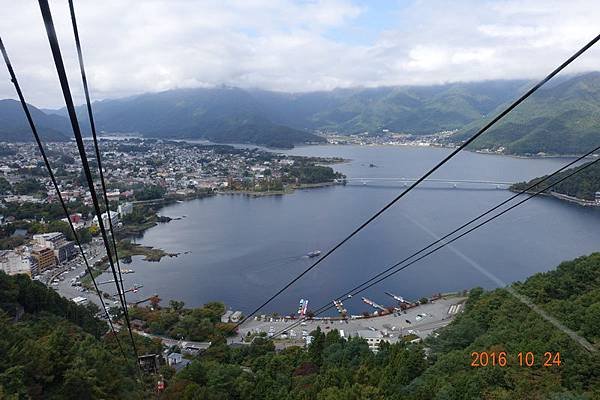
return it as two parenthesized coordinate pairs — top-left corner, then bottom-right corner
(354, 330), (397, 353)
(0, 250), (35, 276)
(31, 246), (56, 271)
(33, 232), (75, 264)
(166, 352), (191, 371)
(221, 310), (243, 323)
(118, 202), (133, 217)
(33, 232), (65, 248)
(130, 319), (146, 330)
(221, 310), (234, 323)
(55, 241), (76, 263)
(167, 352), (183, 366)
(106, 190), (120, 202)
(92, 210), (120, 228)
(230, 311), (243, 323)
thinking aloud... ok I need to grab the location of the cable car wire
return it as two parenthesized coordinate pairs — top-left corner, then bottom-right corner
(0, 35), (128, 362)
(271, 149), (600, 340)
(232, 32), (600, 332)
(38, 0), (139, 362)
(68, 0), (128, 303)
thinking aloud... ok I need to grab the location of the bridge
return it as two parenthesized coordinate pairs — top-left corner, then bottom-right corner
(338, 177), (515, 188)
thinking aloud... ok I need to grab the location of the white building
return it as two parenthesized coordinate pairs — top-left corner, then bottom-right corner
(33, 232), (65, 248)
(118, 202), (133, 217)
(354, 330), (398, 353)
(230, 311), (243, 323)
(167, 352), (183, 366)
(221, 310), (234, 323)
(0, 250), (35, 276)
(221, 310), (243, 323)
(92, 210), (120, 228)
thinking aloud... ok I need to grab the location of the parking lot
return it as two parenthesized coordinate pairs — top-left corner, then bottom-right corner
(236, 296), (465, 344)
(39, 239), (113, 311)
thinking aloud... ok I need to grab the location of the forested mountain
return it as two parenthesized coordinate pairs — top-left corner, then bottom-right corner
(54, 80), (529, 146)
(455, 72), (600, 155)
(4, 72), (600, 152)
(248, 80), (527, 134)
(3, 253), (600, 398)
(511, 158), (600, 200)
(74, 87), (325, 148)
(159, 253), (600, 399)
(0, 99), (69, 142)
(0, 271), (160, 399)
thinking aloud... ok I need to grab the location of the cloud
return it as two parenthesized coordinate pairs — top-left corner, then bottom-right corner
(0, 0), (599, 107)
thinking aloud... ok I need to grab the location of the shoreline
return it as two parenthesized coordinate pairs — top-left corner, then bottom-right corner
(511, 188), (600, 208)
(216, 181), (340, 197)
(318, 140), (597, 160)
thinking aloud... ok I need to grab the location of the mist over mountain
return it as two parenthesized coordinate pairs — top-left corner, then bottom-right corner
(2, 72), (600, 152)
(79, 80), (529, 139)
(249, 80), (529, 134)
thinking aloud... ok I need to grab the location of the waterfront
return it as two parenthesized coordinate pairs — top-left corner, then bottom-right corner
(107, 145), (600, 316)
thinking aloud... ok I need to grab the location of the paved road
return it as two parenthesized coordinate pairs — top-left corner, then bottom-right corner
(48, 239), (115, 310)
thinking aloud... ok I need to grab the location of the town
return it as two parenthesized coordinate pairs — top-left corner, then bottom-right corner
(0, 139), (344, 278)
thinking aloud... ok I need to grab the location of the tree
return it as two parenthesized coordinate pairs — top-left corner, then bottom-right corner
(149, 295), (162, 309)
(0, 177), (11, 194)
(13, 178), (43, 195)
(169, 300), (185, 311)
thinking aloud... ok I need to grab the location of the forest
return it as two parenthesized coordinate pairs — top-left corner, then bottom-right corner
(1, 253), (600, 399)
(511, 159), (600, 201)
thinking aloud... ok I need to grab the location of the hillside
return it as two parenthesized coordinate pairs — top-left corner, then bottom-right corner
(0, 271), (159, 399)
(52, 80), (528, 144)
(160, 254), (600, 399)
(74, 87), (325, 148)
(0, 99), (69, 142)
(3, 253), (600, 398)
(454, 72), (600, 155)
(511, 159), (600, 201)
(5, 72), (600, 152)
(249, 80), (527, 134)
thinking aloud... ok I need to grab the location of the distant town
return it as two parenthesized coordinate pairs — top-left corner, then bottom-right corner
(0, 139), (345, 279)
(324, 130), (458, 148)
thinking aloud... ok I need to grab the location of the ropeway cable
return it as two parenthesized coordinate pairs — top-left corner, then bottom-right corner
(0, 35), (128, 362)
(38, 0), (140, 363)
(68, 0), (127, 300)
(270, 149), (600, 340)
(232, 32), (600, 332)
(282, 145), (600, 327)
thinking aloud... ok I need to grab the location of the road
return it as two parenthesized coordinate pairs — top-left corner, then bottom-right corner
(46, 238), (116, 310)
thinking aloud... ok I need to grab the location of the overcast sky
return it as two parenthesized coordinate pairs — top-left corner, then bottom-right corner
(1, 0), (599, 108)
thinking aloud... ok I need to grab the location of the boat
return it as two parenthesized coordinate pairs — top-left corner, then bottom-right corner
(307, 250), (321, 258)
(297, 299), (309, 316)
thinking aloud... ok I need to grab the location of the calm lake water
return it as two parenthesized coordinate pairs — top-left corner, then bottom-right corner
(109, 145), (600, 315)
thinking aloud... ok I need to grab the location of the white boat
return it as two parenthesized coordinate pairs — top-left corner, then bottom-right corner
(307, 250), (321, 258)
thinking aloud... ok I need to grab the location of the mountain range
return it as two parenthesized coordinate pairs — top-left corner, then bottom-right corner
(2, 72), (600, 152)
(454, 71), (600, 155)
(0, 99), (70, 142)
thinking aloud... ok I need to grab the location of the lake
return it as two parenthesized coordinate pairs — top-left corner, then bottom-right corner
(108, 145), (600, 316)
